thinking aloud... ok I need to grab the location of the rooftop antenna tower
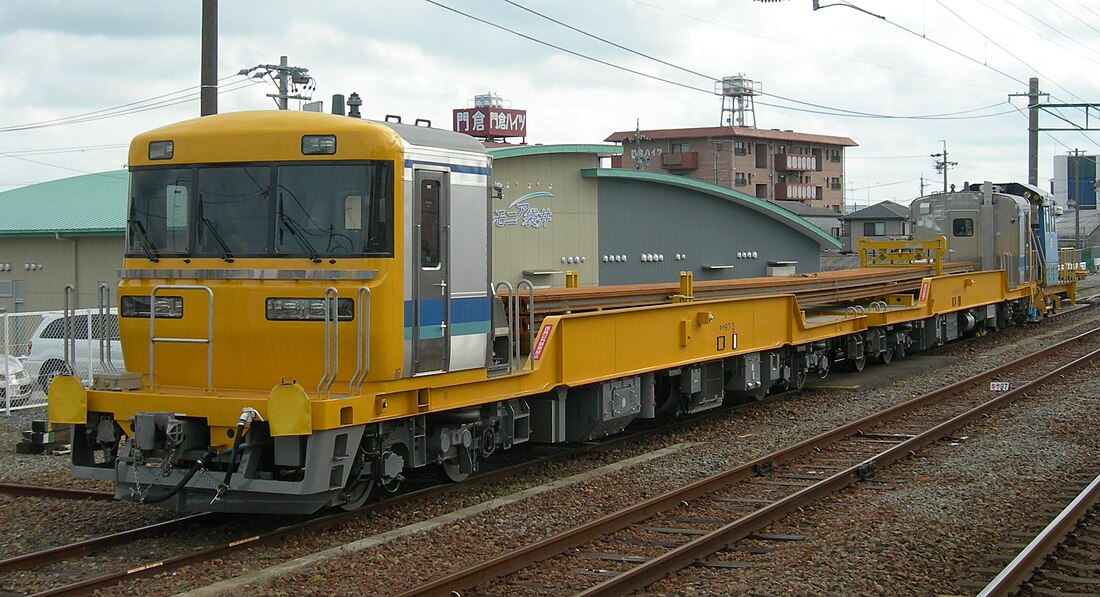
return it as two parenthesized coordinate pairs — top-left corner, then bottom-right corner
(716, 75), (761, 128)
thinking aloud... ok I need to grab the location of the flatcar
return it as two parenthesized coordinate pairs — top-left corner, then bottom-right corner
(49, 110), (1078, 513)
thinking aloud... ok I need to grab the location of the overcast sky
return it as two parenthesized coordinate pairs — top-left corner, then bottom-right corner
(1, 0), (1098, 207)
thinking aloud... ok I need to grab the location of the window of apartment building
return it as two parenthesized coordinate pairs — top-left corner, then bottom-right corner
(864, 222), (886, 236)
(830, 177), (841, 190)
(829, 148), (841, 162)
(671, 142), (689, 153)
(735, 172), (747, 186)
(755, 143), (768, 168)
(777, 144), (786, 154)
(755, 183), (768, 199)
(734, 141), (746, 155)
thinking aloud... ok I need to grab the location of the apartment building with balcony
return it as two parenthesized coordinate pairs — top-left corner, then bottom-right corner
(605, 126), (857, 213)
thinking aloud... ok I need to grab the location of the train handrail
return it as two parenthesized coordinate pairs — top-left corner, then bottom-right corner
(62, 284), (75, 372)
(318, 287), (339, 396)
(149, 285), (213, 390)
(516, 279), (535, 372)
(999, 252), (1017, 289)
(493, 281), (516, 375)
(857, 235), (946, 276)
(348, 286), (370, 395)
(96, 282), (117, 373)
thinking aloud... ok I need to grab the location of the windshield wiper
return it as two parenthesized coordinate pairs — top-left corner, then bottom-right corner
(279, 212), (322, 263)
(196, 194), (234, 262)
(198, 216), (235, 263)
(128, 218), (160, 262)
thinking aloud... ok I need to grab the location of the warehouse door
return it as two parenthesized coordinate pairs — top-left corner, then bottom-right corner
(413, 171), (449, 374)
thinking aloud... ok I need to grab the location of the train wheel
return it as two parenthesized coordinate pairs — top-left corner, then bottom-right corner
(879, 347), (893, 365)
(851, 355), (866, 372)
(339, 478), (375, 511)
(441, 458), (469, 483)
(792, 367), (808, 390)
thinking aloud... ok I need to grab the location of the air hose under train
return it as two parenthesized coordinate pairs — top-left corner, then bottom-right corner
(143, 407), (263, 504)
(219, 408), (263, 496)
(143, 448), (218, 504)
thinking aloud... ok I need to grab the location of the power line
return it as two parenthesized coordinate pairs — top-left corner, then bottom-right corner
(1051, 0), (1100, 36)
(502, 0), (714, 82)
(982, 0), (1100, 66)
(0, 150), (125, 177)
(0, 76), (260, 133)
(627, 0), (1007, 93)
(846, 178), (921, 192)
(934, 0), (1085, 104)
(0, 143), (128, 157)
(440, 0), (1017, 121)
(1069, 0), (1100, 21)
(424, 0), (714, 95)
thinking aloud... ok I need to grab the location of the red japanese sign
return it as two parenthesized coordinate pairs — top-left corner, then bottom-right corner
(453, 108), (527, 138)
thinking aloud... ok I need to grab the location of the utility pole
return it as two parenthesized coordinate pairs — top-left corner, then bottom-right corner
(238, 56), (315, 110)
(199, 0), (218, 116)
(1008, 77), (1045, 186)
(931, 141), (957, 193)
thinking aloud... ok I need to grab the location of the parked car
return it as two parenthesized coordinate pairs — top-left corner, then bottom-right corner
(24, 311), (124, 392)
(0, 355), (33, 406)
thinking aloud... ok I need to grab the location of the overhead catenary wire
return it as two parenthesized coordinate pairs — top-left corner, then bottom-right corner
(993, 0), (1100, 65)
(438, 0), (1017, 121)
(626, 0), (1008, 93)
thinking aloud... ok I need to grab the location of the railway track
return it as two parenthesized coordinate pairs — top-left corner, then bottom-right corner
(393, 325), (1100, 597)
(975, 471), (1100, 596)
(0, 483), (112, 501)
(1, 385), (796, 596)
(5, 303), (1096, 596)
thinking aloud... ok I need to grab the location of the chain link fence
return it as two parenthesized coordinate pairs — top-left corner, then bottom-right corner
(1, 309), (122, 414)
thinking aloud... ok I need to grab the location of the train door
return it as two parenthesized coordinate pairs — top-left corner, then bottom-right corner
(413, 170), (449, 374)
(948, 208), (980, 266)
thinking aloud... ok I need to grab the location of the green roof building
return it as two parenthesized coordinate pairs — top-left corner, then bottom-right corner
(0, 171), (127, 312)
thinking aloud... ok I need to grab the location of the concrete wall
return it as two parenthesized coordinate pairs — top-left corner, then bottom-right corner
(0, 235), (124, 313)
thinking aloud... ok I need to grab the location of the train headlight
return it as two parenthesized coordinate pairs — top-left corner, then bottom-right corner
(266, 297), (354, 321)
(120, 296), (184, 318)
(301, 135), (337, 155)
(148, 140), (174, 160)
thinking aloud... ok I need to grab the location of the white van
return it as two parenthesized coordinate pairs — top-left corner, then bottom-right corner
(24, 311), (125, 391)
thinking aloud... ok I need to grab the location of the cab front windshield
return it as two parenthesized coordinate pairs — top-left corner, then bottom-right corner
(127, 161), (394, 259)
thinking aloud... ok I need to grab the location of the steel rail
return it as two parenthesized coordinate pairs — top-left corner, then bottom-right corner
(0, 483), (113, 501)
(0, 513), (210, 574)
(22, 392), (754, 597)
(580, 335), (1100, 595)
(393, 325), (1100, 597)
(26, 318), (1095, 596)
(977, 471), (1100, 596)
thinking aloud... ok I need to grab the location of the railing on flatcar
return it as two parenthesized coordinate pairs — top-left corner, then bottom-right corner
(857, 235), (947, 275)
(1058, 247), (1087, 283)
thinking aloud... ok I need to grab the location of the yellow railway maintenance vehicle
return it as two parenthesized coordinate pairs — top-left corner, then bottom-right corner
(49, 111), (1078, 514)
